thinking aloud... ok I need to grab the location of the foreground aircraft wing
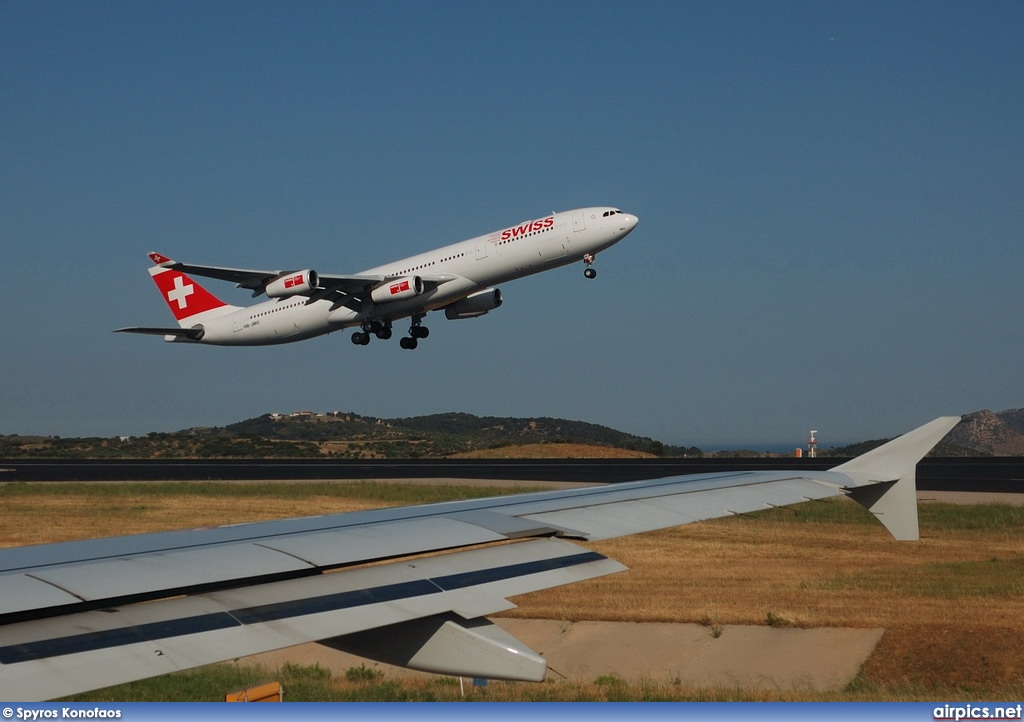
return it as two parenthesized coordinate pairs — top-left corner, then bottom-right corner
(0, 417), (960, 700)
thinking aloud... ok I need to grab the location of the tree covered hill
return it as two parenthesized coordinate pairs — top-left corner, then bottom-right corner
(0, 411), (701, 459)
(4, 407), (1019, 459)
(828, 408), (1024, 457)
(947, 409), (1024, 455)
(223, 411), (699, 458)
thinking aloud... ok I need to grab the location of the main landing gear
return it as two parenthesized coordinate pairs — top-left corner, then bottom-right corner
(350, 320), (393, 346)
(583, 253), (597, 279)
(351, 317), (428, 350)
(399, 316), (429, 350)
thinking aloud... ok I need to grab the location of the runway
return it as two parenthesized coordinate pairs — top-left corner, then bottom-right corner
(1, 457), (1022, 492)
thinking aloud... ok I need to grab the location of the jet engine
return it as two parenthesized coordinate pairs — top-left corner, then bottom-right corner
(371, 276), (424, 303)
(444, 288), (503, 319)
(265, 270), (319, 298)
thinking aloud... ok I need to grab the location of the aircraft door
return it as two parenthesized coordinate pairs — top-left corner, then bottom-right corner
(536, 235), (567, 261)
(572, 211), (586, 232)
(475, 239), (488, 260)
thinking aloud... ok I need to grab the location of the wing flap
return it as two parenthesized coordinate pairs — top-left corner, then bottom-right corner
(21, 543), (316, 607)
(0, 517), (509, 619)
(0, 539), (620, 700)
(255, 516), (507, 567)
(323, 614), (548, 681)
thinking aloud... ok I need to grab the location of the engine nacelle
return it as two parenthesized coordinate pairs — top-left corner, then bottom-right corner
(444, 288), (503, 320)
(265, 269), (318, 298)
(371, 276), (424, 303)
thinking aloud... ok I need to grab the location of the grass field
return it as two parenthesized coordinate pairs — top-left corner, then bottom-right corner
(2, 480), (1022, 701)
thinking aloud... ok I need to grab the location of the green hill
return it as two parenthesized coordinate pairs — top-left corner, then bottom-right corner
(0, 411), (700, 459)
(5, 407), (1019, 459)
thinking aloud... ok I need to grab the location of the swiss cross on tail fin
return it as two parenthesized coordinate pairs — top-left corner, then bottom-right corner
(147, 256), (229, 323)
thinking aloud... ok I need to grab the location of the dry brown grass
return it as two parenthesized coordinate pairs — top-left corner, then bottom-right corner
(498, 502), (1024, 696)
(451, 443), (656, 459)
(0, 492), (377, 547)
(4, 482), (1023, 697)
(512, 513), (1024, 629)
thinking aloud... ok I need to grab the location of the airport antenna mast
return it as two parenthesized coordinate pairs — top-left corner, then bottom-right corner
(807, 430), (818, 459)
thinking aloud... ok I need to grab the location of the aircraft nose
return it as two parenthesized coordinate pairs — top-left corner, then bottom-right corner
(621, 213), (639, 232)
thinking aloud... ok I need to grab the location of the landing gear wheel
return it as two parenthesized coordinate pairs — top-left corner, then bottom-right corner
(584, 267), (597, 279)
(411, 325), (430, 339)
(376, 327), (393, 340)
(400, 336), (418, 350)
(351, 331), (371, 345)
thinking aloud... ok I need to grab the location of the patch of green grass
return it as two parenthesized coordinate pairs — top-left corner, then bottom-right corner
(740, 500), (1024, 534)
(345, 664), (383, 682)
(809, 557), (1024, 598)
(918, 503), (1024, 532)
(63, 664), (278, 702)
(744, 500), (879, 526)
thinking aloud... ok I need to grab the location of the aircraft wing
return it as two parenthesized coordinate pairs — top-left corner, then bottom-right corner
(148, 252), (386, 298)
(0, 417), (960, 700)
(146, 254), (461, 306)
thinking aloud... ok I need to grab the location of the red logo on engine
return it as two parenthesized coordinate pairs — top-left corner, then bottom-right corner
(390, 280), (411, 295)
(283, 273), (304, 288)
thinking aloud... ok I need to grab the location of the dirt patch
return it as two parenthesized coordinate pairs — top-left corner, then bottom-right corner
(243, 619), (884, 691)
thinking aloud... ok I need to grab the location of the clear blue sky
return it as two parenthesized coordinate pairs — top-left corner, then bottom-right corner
(2, 1), (1021, 448)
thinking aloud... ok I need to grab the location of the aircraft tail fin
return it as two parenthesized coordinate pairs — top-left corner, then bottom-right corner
(146, 252), (239, 327)
(832, 416), (962, 540)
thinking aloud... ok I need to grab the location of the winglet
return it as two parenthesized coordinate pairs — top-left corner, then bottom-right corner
(148, 252), (176, 267)
(832, 416), (961, 540)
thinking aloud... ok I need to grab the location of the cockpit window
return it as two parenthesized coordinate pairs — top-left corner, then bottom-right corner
(602, 210), (622, 217)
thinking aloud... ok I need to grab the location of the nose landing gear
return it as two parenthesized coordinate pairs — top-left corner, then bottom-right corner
(583, 253), (597, 279)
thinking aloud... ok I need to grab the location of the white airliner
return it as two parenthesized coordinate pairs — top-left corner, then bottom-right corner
(116, 207), (639, 349)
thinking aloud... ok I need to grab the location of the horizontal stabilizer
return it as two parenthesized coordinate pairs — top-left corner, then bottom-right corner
(114, 327), (204, 340)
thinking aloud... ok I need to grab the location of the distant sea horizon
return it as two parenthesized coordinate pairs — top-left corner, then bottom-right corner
(687, 442), (855, 455)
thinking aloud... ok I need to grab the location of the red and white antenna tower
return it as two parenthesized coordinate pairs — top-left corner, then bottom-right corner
(807, 430), (818, 459)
